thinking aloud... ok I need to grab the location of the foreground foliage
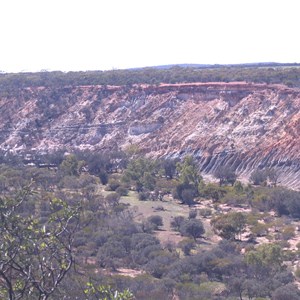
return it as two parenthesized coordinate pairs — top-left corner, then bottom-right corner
(84, 283), (133, 300)
(0, 151), (300, 299)
(0, 185), (80, 300)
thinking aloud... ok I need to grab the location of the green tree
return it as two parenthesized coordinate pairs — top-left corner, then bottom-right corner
(161, 158), (178, 179)
(214, 165), (237, 186)
(180, 188), (196, 206)
(270, 188), (300, 218)
(200, 183), (226, 202)
(179, 219), (205, 240)
(122, 158), (157, 191)
(245, 243), (283, 271)
(176, 156), (202, 187)
(173, 156), (203, 205)
(0, 186), (81, 300)
(59, 154), (85, 177)
(211, 212), (246, 240)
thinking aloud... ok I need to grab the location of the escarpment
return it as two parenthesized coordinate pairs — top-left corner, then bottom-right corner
(0, 82), (299, 189)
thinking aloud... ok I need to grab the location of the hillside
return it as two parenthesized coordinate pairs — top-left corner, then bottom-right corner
(0, 81), (299, 189)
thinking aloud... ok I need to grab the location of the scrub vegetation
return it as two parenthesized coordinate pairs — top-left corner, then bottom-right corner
(1, 63), (300, 96)
(1, 149), (300, 299)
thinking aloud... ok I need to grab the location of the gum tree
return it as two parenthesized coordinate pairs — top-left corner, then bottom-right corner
(0, 186), (81, 300)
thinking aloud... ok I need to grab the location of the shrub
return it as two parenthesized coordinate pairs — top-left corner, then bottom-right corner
(272, 284), (300, 300)
(141, 221), (155, 233)
(153, 205), (165, 212)
(179, 219), (205, 240)
(138, 191), (150, 201)
(106, 178), (121, 191)
(105, 192), (120, 207)
(214, 165), (237, 186)
(251, 193), (270, 211)
(145, 253), (176, 278)
(233, 181), (243, 193)
(178, 238), (195, 256)
(170, 216), (186, 231)
(176, 282), (212, 300)
(181, 188), (196, 206)
(116, 186), (129, 196)
(250, 169), (268, 185)
(201, 183), (227, 202)
(147, 215), (163, 230)
(198, 208), (212, 218)
(251, 222), (269, 237)
(270, 188), (300, 217)
(99, 170), (108, 185)
(173, 182), (197, 205)
(188, 209), (197, 219)
(281, 225), (295, 240)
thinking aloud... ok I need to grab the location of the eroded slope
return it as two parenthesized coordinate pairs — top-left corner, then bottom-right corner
(0, 82), (299, 188)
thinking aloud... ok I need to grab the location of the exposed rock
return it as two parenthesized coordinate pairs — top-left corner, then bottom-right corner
(0, 82), (299, 189)
(128, 121), (162, 135)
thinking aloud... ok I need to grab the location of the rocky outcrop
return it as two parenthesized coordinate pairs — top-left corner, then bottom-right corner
(128, 121), (162, 135)
(0, 82), (299, 189)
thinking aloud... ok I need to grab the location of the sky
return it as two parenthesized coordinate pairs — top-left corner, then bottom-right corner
(0, 0), (299, 73)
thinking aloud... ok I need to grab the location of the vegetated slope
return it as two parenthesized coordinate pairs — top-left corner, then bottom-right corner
(0, 82), (299, 189)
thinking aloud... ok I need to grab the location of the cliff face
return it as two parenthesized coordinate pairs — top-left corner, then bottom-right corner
(0, 82), (299, 189)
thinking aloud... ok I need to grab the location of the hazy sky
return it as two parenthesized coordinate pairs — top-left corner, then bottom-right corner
(0, 0), (299, 72)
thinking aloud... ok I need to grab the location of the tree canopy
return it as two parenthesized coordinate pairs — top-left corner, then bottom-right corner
(1, 63), (300, 96)
(0, 186), (81, 300)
